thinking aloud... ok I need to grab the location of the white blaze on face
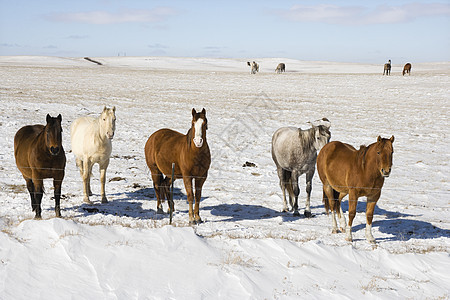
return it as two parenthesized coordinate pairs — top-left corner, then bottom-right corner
(193, 118), (204, 148)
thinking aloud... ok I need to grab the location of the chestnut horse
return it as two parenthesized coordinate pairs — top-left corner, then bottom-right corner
(317, 136), (394, 243)
(145, 108), (211, 224)
(403, 63), (411, 76)
(14, 114), (66, 219)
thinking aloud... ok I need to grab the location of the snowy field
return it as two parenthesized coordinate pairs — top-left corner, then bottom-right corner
(0, 56), (449, 299)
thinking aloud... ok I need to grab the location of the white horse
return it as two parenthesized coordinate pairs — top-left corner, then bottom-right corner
(71, 106), (116, 204)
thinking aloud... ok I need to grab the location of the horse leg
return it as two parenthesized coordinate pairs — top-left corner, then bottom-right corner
(291, 171), (300, 217)
(53, 176), (63, 217)
(25, 178), (36, 211)
(336, 192), (347, 233)
(323, 185), (339, 233)
(150, 167), (165, 214)
(365, 194), (380, 243)
(99, 159), (109, 203)
(345, 190), (358, 242)
(76, 158), (91, 196)
(183, 176), (196, 225)
(194, 177), (206, 224)
(277, 167), (289, 212)
(82, 159), (93, 204)
(32, 178), (44, 219)
(304, 169), (314, 218)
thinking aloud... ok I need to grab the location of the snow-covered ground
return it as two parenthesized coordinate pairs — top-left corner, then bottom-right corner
(0, 56), (449, 299)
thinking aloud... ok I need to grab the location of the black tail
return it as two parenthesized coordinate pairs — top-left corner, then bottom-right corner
(323, 188), (339, 215)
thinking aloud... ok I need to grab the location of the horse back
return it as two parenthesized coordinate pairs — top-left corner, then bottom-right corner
(145, 128), (186, 174)
(317, 141), (357, 192)
(14, 125), (44, 176)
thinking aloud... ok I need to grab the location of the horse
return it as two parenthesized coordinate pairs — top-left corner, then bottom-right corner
(271, 118), (331, 217)
(145, 108), (211, 225)
(247, 61), (259, 74)
(275, 63), (285, 73)
(14, 114), (66, 219)
(383, 60), (391, 75)
(403, 63), (412, 76)
(317, 136), (394, 243)
(70, 106), (116, 204)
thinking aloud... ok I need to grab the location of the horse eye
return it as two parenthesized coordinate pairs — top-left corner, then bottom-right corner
(377, 152), (380, 155)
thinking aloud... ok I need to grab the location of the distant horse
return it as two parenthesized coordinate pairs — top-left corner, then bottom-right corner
(14, 114), (66, 219)
(383, 60), (391, 75)
(145, 108), (211, 224)
(71, 106), (116, 204)
(403, 63), (411, 76)
(275, 63), (285, 73)
(271, 118), (331, 217)
(317, 136), (394, 243)
(247, 61), (259, 74)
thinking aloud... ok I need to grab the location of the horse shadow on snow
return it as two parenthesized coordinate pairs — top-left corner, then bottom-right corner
(341, 201), (450, 241)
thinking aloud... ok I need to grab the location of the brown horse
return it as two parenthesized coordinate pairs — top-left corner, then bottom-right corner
(145, 108), (211, 224)
(14, 114), (66, 219)
(317, 136), (394, 243)
(403, 63), (411, 76)
(383, 60), (391, 75)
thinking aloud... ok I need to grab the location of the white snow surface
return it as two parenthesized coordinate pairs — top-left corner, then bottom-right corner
(0, 56), (449, 299)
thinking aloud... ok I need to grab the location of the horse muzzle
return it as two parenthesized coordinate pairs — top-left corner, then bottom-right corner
(107, 132), (114, 139)
(50, 146), (60, 156)
(381, 168), (391, 177)
(193, 137), (203, 148)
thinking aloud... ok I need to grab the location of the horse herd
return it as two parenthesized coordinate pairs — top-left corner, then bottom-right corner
(248, 60), (411, 76)
(13, 107), (394, 243)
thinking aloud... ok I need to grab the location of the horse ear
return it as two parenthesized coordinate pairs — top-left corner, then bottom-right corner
(57, 114), (62, 122)
(390, 135), (395, 143)
(112, 106), (116, 112)
(377, 136), (382, 143)
(192, 108), (196, 117)
(201, 108), (206, 115)
(46, 114), (51, 123)
(103, 106), (107, 112)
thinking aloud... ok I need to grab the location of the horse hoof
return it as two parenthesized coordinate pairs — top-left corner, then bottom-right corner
(156, 208), (165, 214)
(83, 198), (92, 204)
(189, 219), (203, 226)
(304, 211), (312, 218)
(332, 229), (338, 234)
(101, 198), (108, 204)
(293, 211), (300, 217)
(34, 215), (42, 220)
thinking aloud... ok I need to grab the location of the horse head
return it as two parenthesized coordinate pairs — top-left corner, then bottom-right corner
(45, 114), (63, 156)
(311, 118), (331, 151)
(100, 106), (116, 140)
(191, 108), (207, 148)
(376, 135), (394, 177)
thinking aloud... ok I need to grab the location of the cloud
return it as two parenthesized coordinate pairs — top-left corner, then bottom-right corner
(46, 7), (178, 25)
(275, 3), (450, 25)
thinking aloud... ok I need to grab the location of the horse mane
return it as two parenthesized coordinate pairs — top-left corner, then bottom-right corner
(357, 143), (376, 168)
(298, 127), (315, 149)
(186, 127), (193, 147)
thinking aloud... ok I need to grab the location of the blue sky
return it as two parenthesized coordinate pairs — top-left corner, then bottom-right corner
(1, 0), (449, 62)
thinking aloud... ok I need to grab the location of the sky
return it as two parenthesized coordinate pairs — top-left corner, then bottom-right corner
(0, 0), (449, 63)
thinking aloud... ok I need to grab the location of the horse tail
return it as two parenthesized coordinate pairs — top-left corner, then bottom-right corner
(323, 187), (339, 215)
(332, 189), (339, 212)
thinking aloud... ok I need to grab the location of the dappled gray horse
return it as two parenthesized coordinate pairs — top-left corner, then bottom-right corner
(247, 61), (259, 74)
(271, 119), (331, 217)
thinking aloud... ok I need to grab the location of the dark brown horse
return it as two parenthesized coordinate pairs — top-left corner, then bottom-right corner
(14, 114), (66, 219)
(317, 136), (394, 243)
(383, 60), (391, 75)
(145, 108), (211, 224)
(403, 63), (412, 76)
